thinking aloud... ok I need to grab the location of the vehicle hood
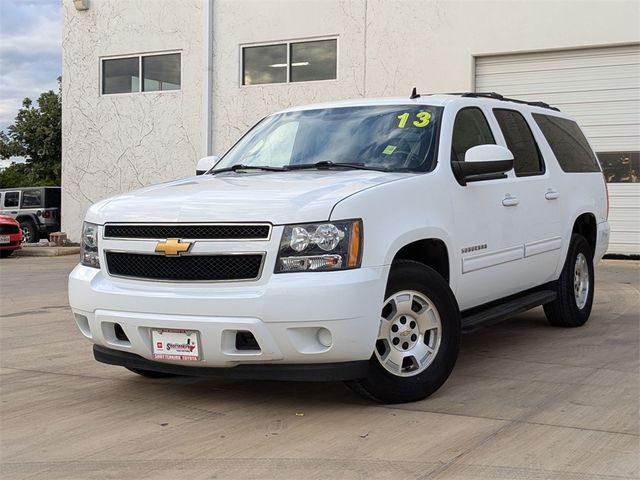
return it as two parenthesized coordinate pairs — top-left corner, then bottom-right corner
(0, 214), (19, 226)
(86, 170), (411, 225)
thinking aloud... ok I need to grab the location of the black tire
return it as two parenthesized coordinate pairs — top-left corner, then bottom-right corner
(125, 367), (178, 378)
(0, 249), (16, 258)
(19, 220), (37, 244)
(348, 260), (460, 403)
(544, 234), (594, 327)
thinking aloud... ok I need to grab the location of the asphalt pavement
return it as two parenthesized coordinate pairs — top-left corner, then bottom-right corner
(0, 255), (638, 479)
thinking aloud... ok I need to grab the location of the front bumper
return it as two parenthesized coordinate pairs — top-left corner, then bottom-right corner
(69, 263), (388, 371)
(0, 232), (22, 250)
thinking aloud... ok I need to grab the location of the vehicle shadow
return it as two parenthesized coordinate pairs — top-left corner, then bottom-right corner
(105, 309), (555, 408)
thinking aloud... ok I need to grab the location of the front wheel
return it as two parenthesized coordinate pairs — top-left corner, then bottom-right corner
(544, 234), (594, 327)
(348, 260), (460, 403)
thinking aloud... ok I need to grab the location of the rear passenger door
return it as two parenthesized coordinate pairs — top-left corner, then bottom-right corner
(492, 108), (563, 287)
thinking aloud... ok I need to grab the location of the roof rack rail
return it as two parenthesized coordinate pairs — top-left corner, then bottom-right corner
(458, 92), (560, 111)
(407, 90), (560, 111)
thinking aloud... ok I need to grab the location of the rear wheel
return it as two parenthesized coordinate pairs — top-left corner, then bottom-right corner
(544, 234), (594, 327)
(125, 367), (178, 378)
(348, 260), (460, 403)
(19, 220), (37, 244)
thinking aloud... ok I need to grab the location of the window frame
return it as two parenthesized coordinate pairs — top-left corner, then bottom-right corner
(492, 108), (546, 178)
(100, 51), (182, 96)
(240, 36), (339, 87)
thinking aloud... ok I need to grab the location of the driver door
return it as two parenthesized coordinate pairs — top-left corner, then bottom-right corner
(448, 106), (527, 310)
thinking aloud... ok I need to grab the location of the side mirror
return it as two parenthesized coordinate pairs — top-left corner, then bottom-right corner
(452, 145), (514, 186)
(196, 155), (219, 175)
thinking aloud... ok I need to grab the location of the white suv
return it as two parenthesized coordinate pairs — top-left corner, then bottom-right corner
(69, 92), (609, 403)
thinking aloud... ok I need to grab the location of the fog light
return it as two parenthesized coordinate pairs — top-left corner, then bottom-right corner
(317, 327), (332, 347)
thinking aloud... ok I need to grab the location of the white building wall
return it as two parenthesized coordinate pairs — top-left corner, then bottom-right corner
(211, 0), (639, 153)
(62, 0), (205, 239)
(365, 0), (640, 95)
(210, 0), (367, 153)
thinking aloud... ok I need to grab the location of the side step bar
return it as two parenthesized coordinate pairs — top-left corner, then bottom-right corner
(461, 290), (556, 333)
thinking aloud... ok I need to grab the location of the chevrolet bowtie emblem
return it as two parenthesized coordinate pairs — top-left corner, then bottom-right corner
(155, 239), (192, 256)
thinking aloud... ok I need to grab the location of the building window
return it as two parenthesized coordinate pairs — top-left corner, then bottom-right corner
(102, 53), (181, 95)
(598, 152), (639, 183)
(103, 57), (139, 94)
(242, 38), (337, 86)
(143, 53), (181, 92)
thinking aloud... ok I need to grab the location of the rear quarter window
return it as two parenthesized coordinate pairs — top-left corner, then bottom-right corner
(44, 188), (61, 208)
(532, 114), (600, 173)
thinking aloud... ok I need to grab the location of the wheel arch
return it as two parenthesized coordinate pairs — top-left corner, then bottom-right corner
(572, 212), (597, 258)
(391, 237), (451, 283)
(16, 214), (37, 225)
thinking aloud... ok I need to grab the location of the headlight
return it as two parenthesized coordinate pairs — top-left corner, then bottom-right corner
(81, 222), (100, 268)
(275, 219), (362, 273)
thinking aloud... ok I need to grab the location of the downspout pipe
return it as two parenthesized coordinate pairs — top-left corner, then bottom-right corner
(202, 0), (214, 157)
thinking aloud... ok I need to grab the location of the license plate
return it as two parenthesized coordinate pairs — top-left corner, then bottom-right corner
(152, 329), (200, 361)
(0, 235), (9, 244)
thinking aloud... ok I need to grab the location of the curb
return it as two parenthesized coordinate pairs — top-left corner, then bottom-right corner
(14, 246), (80, 257)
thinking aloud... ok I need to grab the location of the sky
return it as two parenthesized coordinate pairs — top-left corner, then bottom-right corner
(0, 0), (62, 168)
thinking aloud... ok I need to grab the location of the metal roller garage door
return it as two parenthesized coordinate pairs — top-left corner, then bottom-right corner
(475, 44), (640, 255)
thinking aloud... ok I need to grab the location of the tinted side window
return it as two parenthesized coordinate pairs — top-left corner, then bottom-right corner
(533, 114), (600, 172)
(4, 191), (19, 208)
(21, 189), (42, 208)
(494, 109), (544, 176)
(451, 108), (495, 162)
(44, 188), (61, 208)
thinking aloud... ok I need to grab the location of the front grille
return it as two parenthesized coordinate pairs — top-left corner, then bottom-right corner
(106, 252), (264, 282)
(104, 224), (270, 240)
(0, 225), (19, 234)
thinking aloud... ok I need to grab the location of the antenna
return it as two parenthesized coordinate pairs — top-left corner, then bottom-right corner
(410, 87), (420, 99)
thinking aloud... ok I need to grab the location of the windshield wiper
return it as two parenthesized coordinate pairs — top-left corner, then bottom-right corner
(285, 161), (390, 172)
(209, 164), (287, 176)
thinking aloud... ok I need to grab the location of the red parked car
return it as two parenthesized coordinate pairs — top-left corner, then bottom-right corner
(0, 215), (22, 258)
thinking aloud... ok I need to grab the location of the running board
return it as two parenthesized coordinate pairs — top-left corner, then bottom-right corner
(461, 290), (556, 333)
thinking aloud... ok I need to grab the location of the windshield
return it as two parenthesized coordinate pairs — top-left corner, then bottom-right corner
(214, 105), (443, 173)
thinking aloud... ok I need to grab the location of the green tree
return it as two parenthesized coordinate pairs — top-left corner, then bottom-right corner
(0, 78), (61, 188)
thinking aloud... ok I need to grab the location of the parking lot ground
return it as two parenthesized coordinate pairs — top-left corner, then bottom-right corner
(1, 256), (638, 480)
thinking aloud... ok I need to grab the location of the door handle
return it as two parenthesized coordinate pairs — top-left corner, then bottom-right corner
(10, 211), (17, 214)
(502, 194), (519, 207)
(545, 189), (559, 200)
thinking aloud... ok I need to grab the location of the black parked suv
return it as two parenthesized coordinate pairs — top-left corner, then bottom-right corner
(0, 187), (61, 243)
